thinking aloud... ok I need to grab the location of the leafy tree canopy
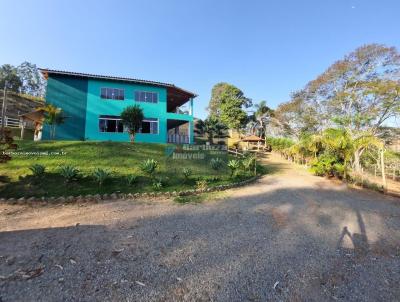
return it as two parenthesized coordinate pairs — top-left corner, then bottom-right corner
(121, 105), (144, 142)
(0, 62), (45, 97)
(0, 64), (22, 92)
(208, 83), (251, 131)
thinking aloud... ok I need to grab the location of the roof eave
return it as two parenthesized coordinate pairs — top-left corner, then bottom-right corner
(39, 68), (197, 98)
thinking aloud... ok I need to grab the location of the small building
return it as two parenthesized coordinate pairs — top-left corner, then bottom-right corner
(39, 69), (197, 144)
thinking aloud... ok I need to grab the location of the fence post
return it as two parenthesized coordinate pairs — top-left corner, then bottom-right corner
(381, 149), (387, 192)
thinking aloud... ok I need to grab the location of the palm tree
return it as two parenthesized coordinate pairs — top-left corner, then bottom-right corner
(254, 101), (273, 145)
(38, 104), (65, 139)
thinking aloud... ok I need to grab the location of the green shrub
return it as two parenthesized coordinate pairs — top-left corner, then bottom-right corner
(333, 163), (345, 179)
(241, 154), (256, 172)
(59, 165), (80, 182)
(227, 159), (241, 177)
(140, 159), (159, 179)
(29, 164), (46, 177)
(196, 179), (208, 191)
(92, 168), (111, 187)
(210, 158), (224, 170)
(205, 176), (220, 182)
(310, 154), (338, 177)
(182, 168), (192, 182)
(126, 174), (138, 186)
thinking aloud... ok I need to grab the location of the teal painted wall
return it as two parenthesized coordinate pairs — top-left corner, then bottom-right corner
(43, 75), (88, 140)
(85, 79), (193, 143)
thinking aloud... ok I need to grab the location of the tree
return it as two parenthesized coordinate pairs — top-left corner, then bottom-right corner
(121, 105), (144, 143)
(39, 104), (65, 139)
(207, 83), (231, 116)
(273, 44), (400, 173)
(0, 64), (22, 92)
(253, 100), (274, 141)
(274, 90), (320, 139)
(195, 115), (227, 143)
(17, 62), (46, 97)
(213, 84), (251, 132)
(208, 82), (252, 118)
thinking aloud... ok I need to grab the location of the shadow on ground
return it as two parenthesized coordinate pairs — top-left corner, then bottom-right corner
(1, 177), (400, 302)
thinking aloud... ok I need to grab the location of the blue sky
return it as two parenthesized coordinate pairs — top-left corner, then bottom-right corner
(1, 0), (399, 119)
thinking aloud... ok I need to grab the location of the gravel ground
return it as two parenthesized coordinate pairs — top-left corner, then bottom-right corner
(1, 153), (400, 302)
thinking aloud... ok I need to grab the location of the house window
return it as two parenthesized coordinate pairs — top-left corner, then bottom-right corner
(101, 88), (125, 100)
(139, 118), (158, 134)
(99, 115), (125, 133)
(135, 91), (158, 103)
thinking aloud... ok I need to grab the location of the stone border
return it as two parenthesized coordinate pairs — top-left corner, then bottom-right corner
(0, 176), (259, 206)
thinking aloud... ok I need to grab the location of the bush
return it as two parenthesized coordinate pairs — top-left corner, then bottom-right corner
(227, 159), (241, 177)
(126, 174), (138, 186)
(140, 159), (159, 179)
(59, 165), (80, 182)
(310, 154), (339, 177)
(29, 164), (46, 177)
(182, 168), (192, 182)
(210, 157), (224, 170)
(196, 179), (208, 191)
(92, 168), (111, 187)
(333, 163), (346, 179)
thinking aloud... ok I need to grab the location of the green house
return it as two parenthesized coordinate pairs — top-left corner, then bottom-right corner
(39, 69), (196, 144)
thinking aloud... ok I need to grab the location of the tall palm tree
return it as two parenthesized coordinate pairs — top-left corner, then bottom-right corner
(253, 101), (273, 145)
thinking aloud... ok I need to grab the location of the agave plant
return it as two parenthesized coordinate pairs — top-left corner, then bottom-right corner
(92, 168), (111, 187)
(126, 174), (138, 186)
(29, 164), (46, 177)
(140, 159), (159, 179)
(210, 157), (224, 170)
(227, 159), (241, 177)
(58, 165), (80, 182)
(182, 168), (192, 182)
(152, 181), (162, 190)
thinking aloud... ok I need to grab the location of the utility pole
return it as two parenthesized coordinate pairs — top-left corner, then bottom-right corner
(1, 81), (7, 140)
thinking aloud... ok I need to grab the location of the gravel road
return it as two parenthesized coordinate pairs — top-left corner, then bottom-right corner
(1, 153), (400, 302)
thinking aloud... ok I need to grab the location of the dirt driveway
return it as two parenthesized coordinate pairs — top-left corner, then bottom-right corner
(1, 153), (400, 301)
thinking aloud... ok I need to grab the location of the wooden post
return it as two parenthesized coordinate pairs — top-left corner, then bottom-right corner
(381, 148), (387, 192)
(1, 84), (7, 140)
(254, 151), (257, 176)
(20, 119), (25, 140)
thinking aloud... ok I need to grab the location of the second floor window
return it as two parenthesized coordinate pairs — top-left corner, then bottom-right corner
(101, 88), (125, 100)
(135, 91), (158, 103)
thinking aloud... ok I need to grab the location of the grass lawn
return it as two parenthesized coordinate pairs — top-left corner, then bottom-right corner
(0, 141), (258, 198)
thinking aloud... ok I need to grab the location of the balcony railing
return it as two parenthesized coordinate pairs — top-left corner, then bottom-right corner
(169, 105), (190, 115)
(168, 134), (189, 144)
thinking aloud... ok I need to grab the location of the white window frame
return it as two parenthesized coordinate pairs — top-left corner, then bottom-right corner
(100, 87), (125, 100)
(98, 116), (126, 133)
(134, 90), (159, 104)
(139, 118), (159, 134)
